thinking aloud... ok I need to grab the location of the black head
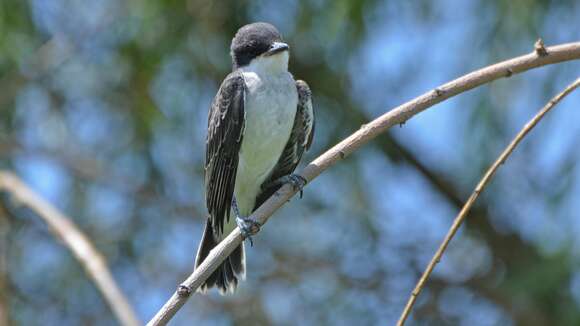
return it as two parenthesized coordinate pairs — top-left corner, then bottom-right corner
(230, 22), (288, 69)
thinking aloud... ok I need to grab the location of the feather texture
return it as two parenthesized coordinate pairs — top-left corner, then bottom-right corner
(254, 79), (315, 209)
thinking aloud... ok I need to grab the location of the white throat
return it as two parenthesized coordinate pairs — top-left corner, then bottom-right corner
(242, 51), (289, 75)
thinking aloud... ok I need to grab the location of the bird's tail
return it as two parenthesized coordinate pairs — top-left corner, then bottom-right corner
(195, 219), (245, 294)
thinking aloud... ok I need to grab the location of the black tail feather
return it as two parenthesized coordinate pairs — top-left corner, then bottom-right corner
(195, 220), (245, 294)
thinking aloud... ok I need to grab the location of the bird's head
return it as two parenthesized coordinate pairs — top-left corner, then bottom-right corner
(230, 22), (289, 72)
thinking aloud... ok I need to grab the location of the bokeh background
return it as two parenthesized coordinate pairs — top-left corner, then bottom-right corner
(1, 0), (580, 325)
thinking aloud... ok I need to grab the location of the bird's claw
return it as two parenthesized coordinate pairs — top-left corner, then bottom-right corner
(287, 174), (307, 198)
(236, 216), (261, 246)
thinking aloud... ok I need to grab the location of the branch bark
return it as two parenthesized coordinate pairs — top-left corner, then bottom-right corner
(0, 172), (140, 326)
(147, 41), (580, 325)
(396, 76), (580, 325)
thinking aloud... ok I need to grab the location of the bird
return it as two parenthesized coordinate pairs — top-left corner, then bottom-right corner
(194, 22), (315, 294)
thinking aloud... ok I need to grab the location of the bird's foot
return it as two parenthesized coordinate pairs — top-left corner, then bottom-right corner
(236, 216), (261, 247)
(232, 196), (260, 246)
(262, 174), (308, 198)
(284, 174), (307, 198)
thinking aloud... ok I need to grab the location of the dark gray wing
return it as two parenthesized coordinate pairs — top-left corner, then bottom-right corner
(254, 79), (315, 209)
(205, 72), (245, 237)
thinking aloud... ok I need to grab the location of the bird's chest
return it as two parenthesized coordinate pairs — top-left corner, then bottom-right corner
(237, 72), (297, 187)
(243, 73), (297, 141)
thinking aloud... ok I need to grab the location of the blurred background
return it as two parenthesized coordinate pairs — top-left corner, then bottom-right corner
(1, 0), (580, 325)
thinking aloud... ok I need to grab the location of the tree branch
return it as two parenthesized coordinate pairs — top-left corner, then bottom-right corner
(147, 41), (580, 325)
(0, 172), (140, 326)
(396, 76), (580, 325)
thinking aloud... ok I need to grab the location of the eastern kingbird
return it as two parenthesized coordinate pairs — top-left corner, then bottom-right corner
(195, 22), (315, 294)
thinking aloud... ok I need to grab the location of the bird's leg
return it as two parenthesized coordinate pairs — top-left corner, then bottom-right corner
(232, 196), (260, 246)
(262, 174), (308, 198)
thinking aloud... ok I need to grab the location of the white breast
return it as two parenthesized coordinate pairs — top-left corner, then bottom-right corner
(232, 60), (298, 219)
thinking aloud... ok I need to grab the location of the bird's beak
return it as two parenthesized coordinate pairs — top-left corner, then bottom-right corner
(265, 42), (289, 56)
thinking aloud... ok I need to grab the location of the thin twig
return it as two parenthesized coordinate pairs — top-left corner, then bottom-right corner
(0, 172), (140, 326)
(396, 77), (580, 326)
(147, 41), (580, 325)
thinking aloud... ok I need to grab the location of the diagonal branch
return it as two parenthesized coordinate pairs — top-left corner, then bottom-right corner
(396, 76), (580, 325)
(147, 41), (580, 325)
(0, 172), (140, 326)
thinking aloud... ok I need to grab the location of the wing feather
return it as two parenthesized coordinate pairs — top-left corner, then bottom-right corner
(205, 72), (245, 237)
